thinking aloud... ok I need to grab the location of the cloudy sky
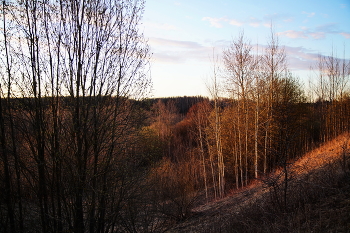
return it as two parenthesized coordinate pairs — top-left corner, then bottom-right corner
(141, 0), (350, 98)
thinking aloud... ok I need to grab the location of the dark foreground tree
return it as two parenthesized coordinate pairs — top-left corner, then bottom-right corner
(0, 0), (151, 232)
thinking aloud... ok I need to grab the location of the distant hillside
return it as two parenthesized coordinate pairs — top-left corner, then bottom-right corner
(140, 96), (209, 114)
(168, 133), (350, 232)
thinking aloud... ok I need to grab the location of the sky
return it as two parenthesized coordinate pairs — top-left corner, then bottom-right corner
(141, 0), (350, 98)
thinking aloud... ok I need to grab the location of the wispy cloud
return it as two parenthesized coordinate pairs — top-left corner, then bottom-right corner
(340, 32), (350, 39)
(149, 37), (323, 71)
(284, 46), (319, 70)
(248, 17), (262, 27)
(144, 22), (178, 31)
(202, 17), (244, 28)
(314, 23), (350, 39)
(255, 44), (349, 72)
(263, 23), (272, 28)
(264, 13), (291, 21)
(152, 53), (184, 63)
(309, 32), (326, 39)
(229, 19), (244, 27)
(278, 23), (349, 40)
(253, 44), (320, 71)
(149, 37), (214, 64)
(149, 37), (203, 49)
(277, 30), (308, 39)
(251, 44), (319, 71)
(283, 17), (294, 23)
(278, 29), (326, 39)
(315, 23), (339, 34)
(302, 11), (316, 17)
(203, 14), (291, 28)
(202, 17), (227, 28)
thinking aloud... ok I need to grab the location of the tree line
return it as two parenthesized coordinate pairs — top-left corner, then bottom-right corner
(1, 0), (350, 232)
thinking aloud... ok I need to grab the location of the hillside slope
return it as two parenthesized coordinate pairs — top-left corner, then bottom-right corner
(168, 134), (350, 232)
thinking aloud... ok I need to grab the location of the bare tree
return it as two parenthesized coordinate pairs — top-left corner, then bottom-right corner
(207, 51), (225, 197)
(150, 99), (179, 159)
(187, 100), (212, 201)
(223, 31), (257, 183)
(0, 0), (151, 232)
(261, 28), (287, 173)
(312, 48), (350, 140)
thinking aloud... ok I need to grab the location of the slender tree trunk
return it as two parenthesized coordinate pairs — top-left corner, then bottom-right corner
(244, 98), (249, 186)
(214, 98), (224, 197)
(206, 137), (217, 199)
(231, 120), (239, 189)
(237, 103), (244, 188)
(198, 120), (208, 201)
(0, 97), (15, 233)
(254, 94), (259, 179)
(1, 3), (16, 231)
(23, 0), (50, 230)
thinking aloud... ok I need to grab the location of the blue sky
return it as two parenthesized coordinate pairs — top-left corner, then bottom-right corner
(141, 0), (350, 97)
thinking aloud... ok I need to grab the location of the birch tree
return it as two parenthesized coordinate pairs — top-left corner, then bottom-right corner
(313, 50), (350, 140)
(261, 29), (287, 173)
(207, 53), (225, 197)
(223, 32), (257, 183)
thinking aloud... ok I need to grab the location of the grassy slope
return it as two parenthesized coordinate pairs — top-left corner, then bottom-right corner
(169, 133), (350, 232)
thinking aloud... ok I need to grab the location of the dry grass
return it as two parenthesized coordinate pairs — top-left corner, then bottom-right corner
(229, 133), (350, 233)
(168, 133), (350, 232)
(293, 132), (350, 175)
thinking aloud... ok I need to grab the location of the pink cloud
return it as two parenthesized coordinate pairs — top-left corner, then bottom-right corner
(277, 25), (340, 40)
(149, 38), (203, 49)
(148, 37), (215, 64)
(340, 32), (350, 39)
(229, 19), (243, 27)
(283, 46), (319, 70)
(284, 17), (294, 23)
(203, 14), (292, 29)
(309, 32), (325, 39)
(277, 30), (308, 39)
